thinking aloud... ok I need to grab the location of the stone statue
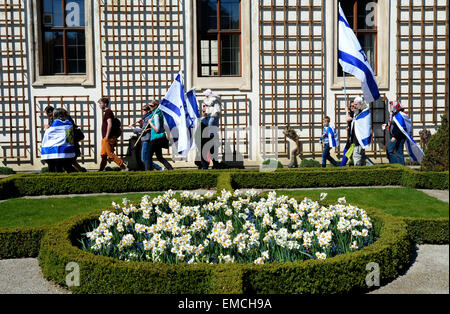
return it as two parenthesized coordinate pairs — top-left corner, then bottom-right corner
(283, 125), (302, 168)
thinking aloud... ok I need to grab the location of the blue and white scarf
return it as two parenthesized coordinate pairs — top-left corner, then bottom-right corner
(352, 108), (372, 149)
(41, 119), (75, 160)
(393, 111), (424, 163)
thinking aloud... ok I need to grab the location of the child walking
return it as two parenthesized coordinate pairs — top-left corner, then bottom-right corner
(320, 116), (339, 168)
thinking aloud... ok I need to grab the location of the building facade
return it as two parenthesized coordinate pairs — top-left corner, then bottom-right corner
(0, 0), (448, 171)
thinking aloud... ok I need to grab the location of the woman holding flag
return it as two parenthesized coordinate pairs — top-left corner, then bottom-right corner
(147, 100), (173, 171)
(130, 104), (163, 171)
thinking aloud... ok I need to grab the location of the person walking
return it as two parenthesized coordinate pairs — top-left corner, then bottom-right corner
(41, 108), (76, 173)
(130, 104), (163, 171)
(320, 116), (339, 168)
(147, 100), (173, 171)
(340, 102), (355, 166)
(349, 97), (374, 166)
(200, 89), (222, 170)
(98, 97), (126, 171)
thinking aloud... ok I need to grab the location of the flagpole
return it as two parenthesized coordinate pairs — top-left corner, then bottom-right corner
(343, 71), (349, 115)
(133, 105), (161, 147)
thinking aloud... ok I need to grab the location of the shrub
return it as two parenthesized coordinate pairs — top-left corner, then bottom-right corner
(261, 159), (283, 169)
(421, 114), (449, 172)
(0, 226), (48, 259)
(401, 168), (449, 190)
(404, 217), (449, 244)
(0, 167), (15, 175)
(41, 167), (49, 173)
(231, 165), (406, 189)
(0, 171), (218, 199)
(38, 204), (411, 294)
(300, 159), (322, 168)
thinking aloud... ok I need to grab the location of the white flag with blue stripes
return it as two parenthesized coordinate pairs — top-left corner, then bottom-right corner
(185, 88), (201, 151)
(159, 72), (190, 157)
(338, 2), (380, 103)
(327, 126), (339, 148)
(353, 108), (372, 149)
(393, 111), (425, 163)
(41, 119), (75, 160)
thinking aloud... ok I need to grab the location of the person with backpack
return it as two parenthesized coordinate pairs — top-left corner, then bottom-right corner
(41, 108), (76, 173)
(98, 97), (126, 171)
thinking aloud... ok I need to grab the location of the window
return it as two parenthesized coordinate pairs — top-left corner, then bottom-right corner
(338, 0), (377, 77)
(32, 0), (93, 86)
(197, 0), (241, 77)
(42, 0), (86, 75)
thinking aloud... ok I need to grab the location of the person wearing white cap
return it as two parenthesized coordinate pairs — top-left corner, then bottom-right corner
(198, 89), (222, 169)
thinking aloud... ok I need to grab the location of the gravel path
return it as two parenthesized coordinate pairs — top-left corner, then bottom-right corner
(370, 244), (449, 294)
(0, 258), (69, 294)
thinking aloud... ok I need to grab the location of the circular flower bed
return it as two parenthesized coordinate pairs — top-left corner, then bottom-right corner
(38, 190), (411, 294)
(79, 190), (375, 264)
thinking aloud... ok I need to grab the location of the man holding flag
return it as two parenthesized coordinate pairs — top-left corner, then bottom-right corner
(158, 72), (201, 162)
(338, 2), (379, 166)
(159, 72), (200, 158)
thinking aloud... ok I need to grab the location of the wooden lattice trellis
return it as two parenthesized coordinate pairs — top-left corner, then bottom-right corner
(98, 0), (184, 157)
(34, 96), (94, 160)
(396, 0), (449, 137)
(259, 0), (325, 157)
(0, 0), (28, 160)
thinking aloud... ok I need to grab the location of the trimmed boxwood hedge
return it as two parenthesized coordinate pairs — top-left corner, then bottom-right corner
(229, 165), (448, 190)
(0, 165), (447, 262)
(0, 170), (219, 200)
(0, 226), (48, 259)
(404, 217), (449, 244)
(0, 165), (447, 201)
(37, 206), (411, 294)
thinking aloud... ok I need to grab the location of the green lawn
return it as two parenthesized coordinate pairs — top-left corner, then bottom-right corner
(273, 187), (449, 219)
(0, 192), (162, 228)
(0, 188), (447, 229)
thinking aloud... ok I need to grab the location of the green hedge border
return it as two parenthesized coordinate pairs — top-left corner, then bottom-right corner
(0, 166), (447, 260)
(36, 206), (411, 294)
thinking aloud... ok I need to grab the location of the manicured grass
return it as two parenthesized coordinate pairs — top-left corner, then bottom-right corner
(0, 188), (447, 229)
(0, 192), (162, 228)
(273, 187), (449, 219)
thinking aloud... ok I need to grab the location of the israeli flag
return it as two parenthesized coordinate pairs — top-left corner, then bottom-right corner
(159, 72), (191, 157)
(41, 120), (75, 160)
(338, 2), (380, 103)
(393, 112), (425, 163)
(327, 126), (339, 148)
(185, 89), (201, 150)
(353, 108), (372, 149)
